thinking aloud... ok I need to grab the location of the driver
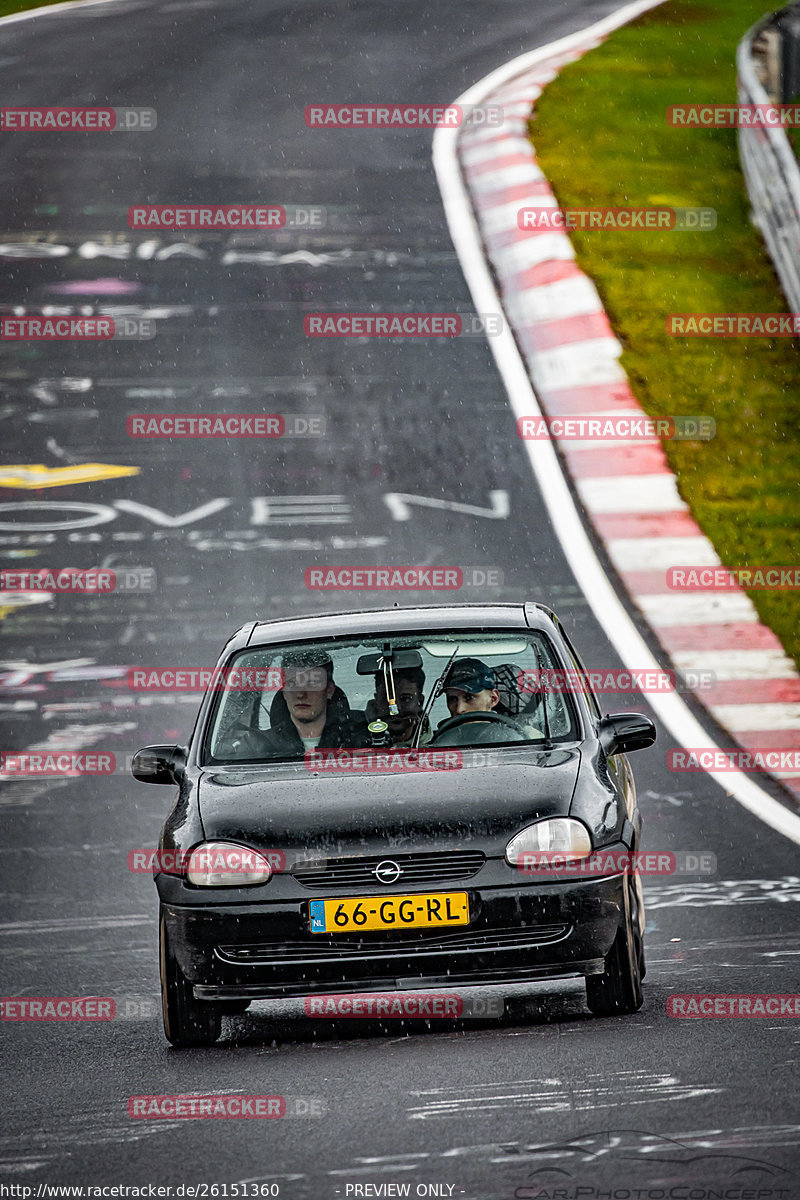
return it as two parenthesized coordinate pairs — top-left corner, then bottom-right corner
(441, 657), (546, 739)
(442, 658), (500, 719)
(434, 657), (540, 746)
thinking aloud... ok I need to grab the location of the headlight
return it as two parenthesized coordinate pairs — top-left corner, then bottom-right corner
(186, 841), (273, 887)
(505, 818), (592, 868)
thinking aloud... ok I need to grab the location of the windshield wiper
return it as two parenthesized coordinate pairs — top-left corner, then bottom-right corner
(412, 644), (459, 750)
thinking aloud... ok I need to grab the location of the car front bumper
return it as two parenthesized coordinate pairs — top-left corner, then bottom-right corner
(157, 869), (627, 1001)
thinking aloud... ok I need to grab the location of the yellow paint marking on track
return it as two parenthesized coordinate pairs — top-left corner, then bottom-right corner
(0, 463), (140, 489)
(0, 592), (53, 621)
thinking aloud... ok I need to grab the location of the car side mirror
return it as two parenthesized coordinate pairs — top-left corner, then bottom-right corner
(597, 713), (656, 756)
(131, 744), (187, 785)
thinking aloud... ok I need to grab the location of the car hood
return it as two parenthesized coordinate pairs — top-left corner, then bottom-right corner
(197, 746), (581, 860)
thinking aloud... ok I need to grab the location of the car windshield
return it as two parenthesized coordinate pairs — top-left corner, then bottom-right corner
(203, 629), (580, 764)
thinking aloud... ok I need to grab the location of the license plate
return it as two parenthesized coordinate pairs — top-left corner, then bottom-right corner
(308, 891), (469, 934)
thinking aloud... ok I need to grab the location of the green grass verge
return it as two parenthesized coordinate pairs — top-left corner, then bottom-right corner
(532, 0), (800, 668)
(0, 0), (72, 14)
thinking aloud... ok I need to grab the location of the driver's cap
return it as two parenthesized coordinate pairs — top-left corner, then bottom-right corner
(444, 658), (495, 694)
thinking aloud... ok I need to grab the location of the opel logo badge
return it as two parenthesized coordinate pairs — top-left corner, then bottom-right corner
(374, 860), (401, 885)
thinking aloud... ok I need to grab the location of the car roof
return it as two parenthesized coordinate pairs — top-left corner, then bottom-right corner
(228, 602), (558, 652)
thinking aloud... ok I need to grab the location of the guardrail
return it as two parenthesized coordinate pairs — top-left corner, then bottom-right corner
(737, 3), (800, 313)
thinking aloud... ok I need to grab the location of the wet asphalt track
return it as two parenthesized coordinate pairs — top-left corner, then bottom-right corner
(0, 0), (799, 1194)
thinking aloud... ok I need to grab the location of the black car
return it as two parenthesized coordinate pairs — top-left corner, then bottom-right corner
(132, 603), (656, 1046)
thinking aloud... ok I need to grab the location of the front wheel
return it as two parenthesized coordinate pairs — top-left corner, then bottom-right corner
(585, 879), (644, 1016)
(160, 915), (222, 1047)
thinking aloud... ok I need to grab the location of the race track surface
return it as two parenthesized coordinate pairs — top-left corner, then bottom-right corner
(1, 0), (798, 1194)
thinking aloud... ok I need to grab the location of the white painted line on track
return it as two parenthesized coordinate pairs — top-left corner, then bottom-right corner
(432, 0), (800, 843)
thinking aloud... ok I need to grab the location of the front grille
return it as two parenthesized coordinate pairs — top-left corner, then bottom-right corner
(217, 924), (571, 964)
(292, 850), (486, 889)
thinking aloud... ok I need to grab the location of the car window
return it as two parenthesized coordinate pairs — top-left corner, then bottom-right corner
(202, 630), (580, 764)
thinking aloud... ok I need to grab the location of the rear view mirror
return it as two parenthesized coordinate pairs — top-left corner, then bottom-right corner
(356, 649), (423, 675)
(598, 713), (656, 756)
(131, 744), (187, 785)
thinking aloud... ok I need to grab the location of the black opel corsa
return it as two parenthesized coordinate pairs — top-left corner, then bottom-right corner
(132, 603), (656, 1046)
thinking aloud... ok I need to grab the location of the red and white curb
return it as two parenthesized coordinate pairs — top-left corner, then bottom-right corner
(434, 0), (800, 831)
(463, 82), (800, 803)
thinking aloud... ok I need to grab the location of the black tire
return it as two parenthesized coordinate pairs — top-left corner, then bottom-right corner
(160, 916), (223, 1047)
(632, 871), (646, 980)
(585, 879), (644, 1016)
